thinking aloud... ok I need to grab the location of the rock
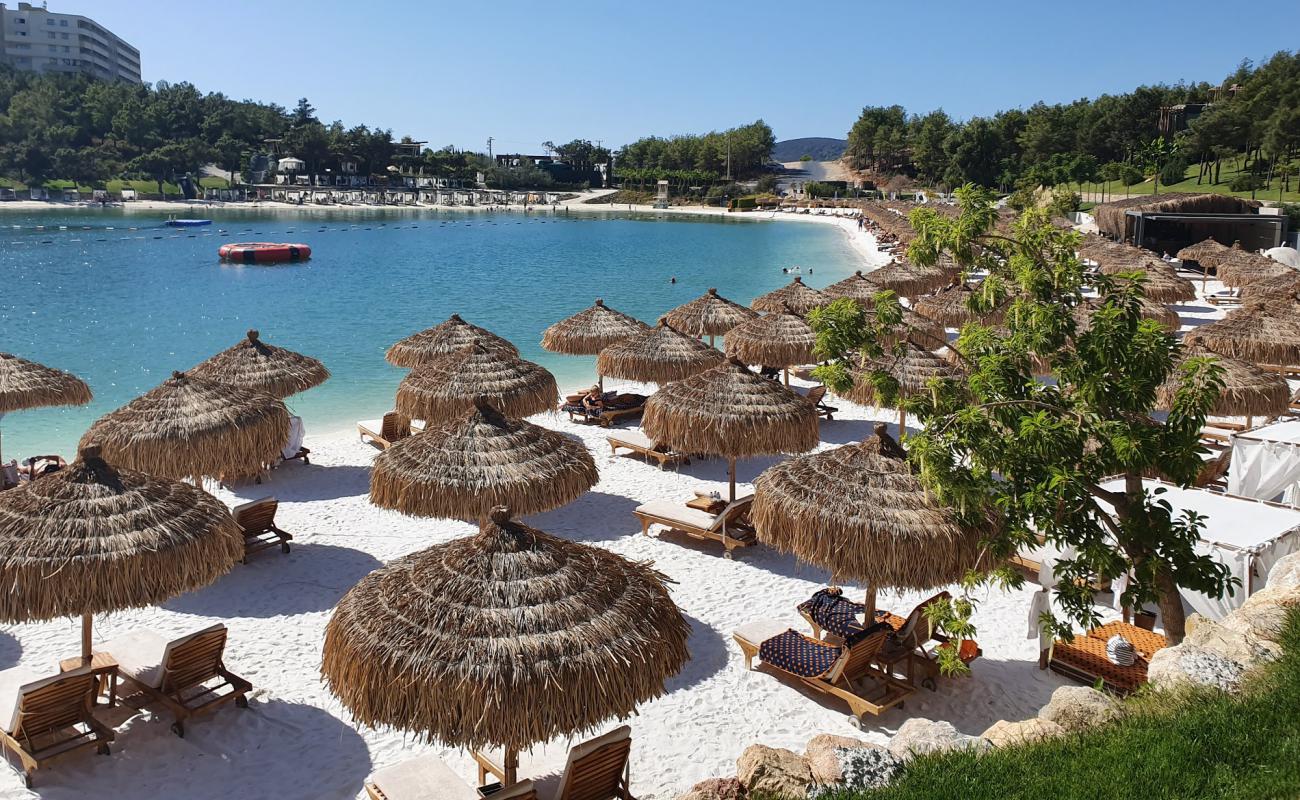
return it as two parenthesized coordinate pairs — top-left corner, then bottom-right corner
(1148, 644), (1244, 692)
(1222, 598), (1292, 644)
(1037, 686), (1121, 732)
(1241, 583), (1300, 612)
(736, 744), (813, 799)
(807, 748), (903, 798)
(980, 718), (1067, 748)
(676, 777), (745, 800)
(1267, 552), (1300, 589)
(887, 718), (989, 761)
(804, 734), (881, 785)
(1183, 616), (1281, 669)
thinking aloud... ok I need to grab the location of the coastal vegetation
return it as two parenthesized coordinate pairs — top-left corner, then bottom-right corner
(844, 51), (1299, 199)
(614, 120), (777, 183)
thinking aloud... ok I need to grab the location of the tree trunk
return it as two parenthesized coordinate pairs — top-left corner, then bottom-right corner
(1155, 566), (1186, 645)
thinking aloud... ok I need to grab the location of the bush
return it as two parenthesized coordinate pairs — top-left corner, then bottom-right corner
(1046, 187), (1081, 217)
(1281, 203), (1300, 230)
(1120, 164), (1145, 186)
(1158, 157), (1188, 186)
(728, 196), (757, 211)
(1229, 174), (1263, 192)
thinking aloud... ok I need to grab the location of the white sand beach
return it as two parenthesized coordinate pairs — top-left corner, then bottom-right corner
(0, 238), (1243, 799)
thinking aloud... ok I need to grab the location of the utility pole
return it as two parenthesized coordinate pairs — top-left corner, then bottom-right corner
(486, 137), (494, 161)
(726, 132), (731, 181)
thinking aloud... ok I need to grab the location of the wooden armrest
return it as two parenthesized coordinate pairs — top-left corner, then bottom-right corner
(471, 750), (505, 782)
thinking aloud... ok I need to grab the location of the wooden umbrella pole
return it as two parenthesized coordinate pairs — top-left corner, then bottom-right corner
(598, 373), (604, 393)
(783, 367), (790, 387)
(898, 407), (907, 440)
(81, 612), (93, 664)
(864, 587), (877, 626)
(728, 458), (737, 503)
(504, 748), (519, 786)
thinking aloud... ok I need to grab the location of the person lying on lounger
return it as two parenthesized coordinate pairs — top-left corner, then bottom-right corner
(18, 455), (66, 479)
(582, 385), (606, 414)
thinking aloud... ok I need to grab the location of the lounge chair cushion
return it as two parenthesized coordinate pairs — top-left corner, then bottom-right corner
(369, 752), (480, 800)
(634, 499), (717, 531)
(759, 630), (841, 678)
(0, 666), (42, 734)
(610, 430), (659, 451)
(357, 419), (382, 435)
(734, 618), (792, 649)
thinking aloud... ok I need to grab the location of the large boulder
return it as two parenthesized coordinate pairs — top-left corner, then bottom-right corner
(1148, 644), (1244, 692)
(1223, 597), (1294, 644)
(887, 718), (988, 761)
(736, 744), (813, 799)
(1037, 686), (1121, 732)
(676, 777), (745, 800)
(804, 734), (881, 785)
(1183, 616), (1281, 669)
(1241, 582), (1300, 613)
(808, 748), (903, 798)
(1266, 552), (1300, 589)
(981, 718), (1067, 748)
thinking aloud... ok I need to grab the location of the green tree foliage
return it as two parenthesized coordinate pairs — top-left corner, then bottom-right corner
(808, 186), (1236, 645)
(616, 120), (775, 181)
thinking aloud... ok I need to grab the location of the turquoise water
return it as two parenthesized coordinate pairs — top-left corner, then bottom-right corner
(0, 207), (863, 457)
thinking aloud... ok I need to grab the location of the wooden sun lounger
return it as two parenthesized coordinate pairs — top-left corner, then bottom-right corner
(358, 412), (412, 449)
(607, 430), (688, 469)
(101, 623), (251, 737)
(633, 495), (756, 557)
(0, 666), (112, 787)
(231, 497), (293, 561)
(566, 404), (645, 428)
(474, 725), (636, 800)
(733, 621), (912, 725)
(804, 385), (838, 420)
(365, 753), (537, 800)
(1042, 620), (1167, 695)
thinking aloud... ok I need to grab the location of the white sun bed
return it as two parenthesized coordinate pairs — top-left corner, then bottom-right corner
(364, 752), (536, 800)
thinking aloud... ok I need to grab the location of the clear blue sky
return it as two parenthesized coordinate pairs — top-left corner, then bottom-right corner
(82, 0), (1294, 151)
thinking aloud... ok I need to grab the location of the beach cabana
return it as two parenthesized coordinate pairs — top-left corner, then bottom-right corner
(663, 288), (758, 344)
(595, 319), (724, 385)
(751, 277), (830, 316)
(1228, 419), (1300, 504)
(723, 309), (816, 385)
(642, 358), (819, 500)
(822, 270), (881, 307)
(321, 506), (690, 786)
(190, 329), (329, 398)
(752, 422), (992, 621)
(370, 401), (598, 519)
(1156, 346), (1289, 425)
(396, 343), (558, 424)
(0, 353), (92, 464)
(844, 343), (964, 435)
(0, 445), (245, 662)
(386, 315), (518, 368)
(80, 371), (290, 482)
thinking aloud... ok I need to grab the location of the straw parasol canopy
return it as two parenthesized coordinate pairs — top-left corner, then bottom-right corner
(751, 277), (830, 315)
(663, 288), (758, 338)
(595, 318), (724, 385)
(642, 358), (819, 499)
(0, 444), (245, 660)
(752, 422), (991, 616)
(844, 343), (964, 434)
(190, 330), (329, 398)
(1073, 297), (1181, 333)
(370, 401), (598, 519)
(1240, 270), (1300, 302)
(863, 261), (950, 297)
(914, 282), (1007, 327)
(1156, 346), (1289, 420)
(80, 371), (290, 482)
(0, 352), (92, 463)
(723, 310), (816, 380)
(321, 506), (690, 784)
(386, 315), (518, 368)
(822, 270), (882, 307)
(1199, 240), (1245, 270)
(1098, 259), (1196, 303)
(396, 343), (558, 424)
(1216, 250), (1292, 288)
(1185, 301), (1300, 366)
(540, 299), (648, 355)
(1177, 238), (1229, 264)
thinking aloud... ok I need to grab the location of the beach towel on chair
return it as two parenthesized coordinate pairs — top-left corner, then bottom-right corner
(758, 630), (841, 677)
(799, 589), (865, 638)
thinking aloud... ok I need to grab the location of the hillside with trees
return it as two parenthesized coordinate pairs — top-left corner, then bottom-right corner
(844, 51), (1299, 198)
(613, 120), (776, 190)
(771, 137), (847, 163)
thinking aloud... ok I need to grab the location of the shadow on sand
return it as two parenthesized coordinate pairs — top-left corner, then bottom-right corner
(664, 614), (729, 693)
(223, 463), (374, 503)
(0, 630), (21, 670)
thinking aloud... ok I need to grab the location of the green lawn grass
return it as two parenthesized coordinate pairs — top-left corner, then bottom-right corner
(823, 609), (1300, 800)
(1069, 157), (1300, 204)
(0, 177), (230, 195)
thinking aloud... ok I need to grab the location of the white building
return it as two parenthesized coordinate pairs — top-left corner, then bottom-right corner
(0, 2), (140, 84)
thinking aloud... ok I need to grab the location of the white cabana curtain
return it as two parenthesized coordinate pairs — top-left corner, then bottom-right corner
(1229, 437), (1300, 503)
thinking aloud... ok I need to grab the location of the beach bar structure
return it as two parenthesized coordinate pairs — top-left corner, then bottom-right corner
(1092, 193), (1285, 254)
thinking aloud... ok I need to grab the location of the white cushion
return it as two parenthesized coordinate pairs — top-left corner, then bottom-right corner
(634, 499), (716, 531)
(608, 430), (656, 450)
(357, 419), (382, 434)
(733, 619), (791, 647)
(369, 752), (478, 800)
(0, 666), (42, 733)
(100, 630), (168, 688)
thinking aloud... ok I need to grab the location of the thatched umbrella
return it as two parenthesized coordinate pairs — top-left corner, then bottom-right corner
(1156, 346), (1288, 426)
(1098, 259), (1196, 303)
(370, 401), (598, 519)
(751, 277), (830, 315)
(914, 282), (1007, 327)
(1216, 251), (1292, 288)
(823, 270), (881, 307)
(753, 423), (991, 619)
(80, 371), (289, 482)
(190, 330), (329, 398)
(386, 315), (518, 368)
(321, 506), (690, 785)
(1199, 240), (1245, 270)
(844, 343), (964, 435)
(642, 358), (819, 500)
(0, 444), (244, 662)
(1073, 297), (1181, 333)
(1240, 270), (1300, 302)
(663, 288), (758, 343)
(396, 343), (558, 424)
(541, 299), (648, 390)
(1177, 238), (1228, 265)
(0, 352), (92, 462)
(723, 309), (816, 385)
(863, 261), (949, 297)
(1185, 302), (1300, 367)
(595, 318), (724, 385)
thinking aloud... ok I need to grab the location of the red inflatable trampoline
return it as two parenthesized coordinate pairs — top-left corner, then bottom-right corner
(218, 242), (311, 264)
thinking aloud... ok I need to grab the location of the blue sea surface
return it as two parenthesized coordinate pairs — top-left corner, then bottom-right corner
(0, 207), (864, 456)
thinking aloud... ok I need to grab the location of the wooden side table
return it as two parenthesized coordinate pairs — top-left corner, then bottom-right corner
(59, 652), (119, 708)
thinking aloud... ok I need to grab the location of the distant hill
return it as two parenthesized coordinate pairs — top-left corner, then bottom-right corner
(771, 137), (847, 163)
